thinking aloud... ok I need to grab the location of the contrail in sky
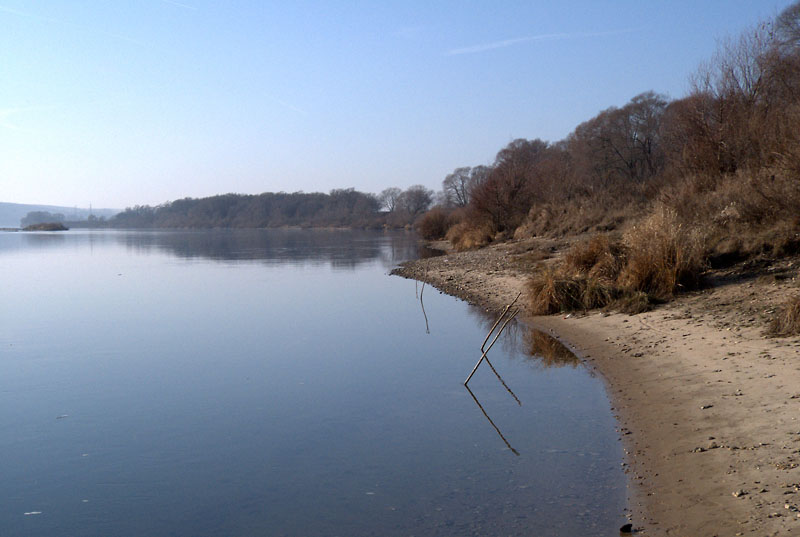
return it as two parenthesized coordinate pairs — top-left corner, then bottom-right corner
(160, 0), (197, 10)
(446, 29), (635, 56)
(0, 106), (56, 133)
(269, 96), (308, 116)
(0, 5), (28, 17)
(0, 4), (143, 45)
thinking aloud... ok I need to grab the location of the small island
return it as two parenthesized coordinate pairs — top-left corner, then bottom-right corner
(22, 222), (69, 231)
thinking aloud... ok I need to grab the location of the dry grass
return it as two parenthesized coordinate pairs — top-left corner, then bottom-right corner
(617, 205), (706, 300)
(527, 267), (617, 314)
(768, 295), (800, 337)
(581, 276), (618, 309)
(563, 233), (626, 282)
(525, 206), (706, 314)
(527, 266), (585, 314)
(661, 170), (800, 263)
(445, 221), (493, 251)
(615, 291), (653, 314)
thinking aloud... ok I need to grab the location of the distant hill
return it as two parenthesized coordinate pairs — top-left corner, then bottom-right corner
(0, 202), (119, 228)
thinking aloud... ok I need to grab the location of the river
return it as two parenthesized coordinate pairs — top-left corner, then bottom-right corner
(0, 229), (624, 536)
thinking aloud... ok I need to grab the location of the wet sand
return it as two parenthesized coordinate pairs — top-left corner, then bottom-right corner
(393, 240), (800, 536)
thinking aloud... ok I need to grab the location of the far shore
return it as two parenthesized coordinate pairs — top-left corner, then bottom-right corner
(393, 238), (800, 536)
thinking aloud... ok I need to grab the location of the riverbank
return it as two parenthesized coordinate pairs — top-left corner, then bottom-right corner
(393, 238), (800, 536)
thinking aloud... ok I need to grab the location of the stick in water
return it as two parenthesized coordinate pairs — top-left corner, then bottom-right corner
(464, 293), (521, 385)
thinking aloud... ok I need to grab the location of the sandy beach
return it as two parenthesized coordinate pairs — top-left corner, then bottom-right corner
(394, 239), (800, 536)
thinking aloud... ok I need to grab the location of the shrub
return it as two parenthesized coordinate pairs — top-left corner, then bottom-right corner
(445, 220), (493, 251)
(526, 266), (619, 315)
(615, 291), (653, 314)
(617, 206), (706, 300)
(416, 207), (450, 240)
(768, 295), (800, 337)
(564, 234), (626, 281)
(581, 277), (618, 309)
(527, 267), (583, 314)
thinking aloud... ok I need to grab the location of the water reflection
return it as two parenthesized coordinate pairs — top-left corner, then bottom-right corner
(0, 229), (431, 269)
(464, 384), (520, 456)
(465, 307), (581, 369)
(525, 330), (581, 368)
(1, 229), (624, 536)
(418, 281), (431, 334)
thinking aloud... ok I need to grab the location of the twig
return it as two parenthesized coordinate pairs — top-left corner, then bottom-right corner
(480, 293), (521, 353)
(465, 293), (521, 385)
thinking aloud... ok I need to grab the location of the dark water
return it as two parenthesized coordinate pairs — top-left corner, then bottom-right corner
(0, 229), (625, 536)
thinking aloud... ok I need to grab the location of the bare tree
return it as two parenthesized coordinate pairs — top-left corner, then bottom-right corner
(568, 91), (668, 184)
(442, 165), (493, 207)
(776, 1), (800, 53)
(469, 165), (491, 192)
(442, 167), (472, 207)
(398, 185), (434, 216)
(470, 138), (551, 232)
(378, 187), (402, 212)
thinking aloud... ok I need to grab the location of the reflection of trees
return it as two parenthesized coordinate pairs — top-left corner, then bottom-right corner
(466, 305), (526, 359)
(465, 306), (580, 369)
(2, 229), (437, 271)
(525, 330), (580, 368)
(125, 229), (428, 270)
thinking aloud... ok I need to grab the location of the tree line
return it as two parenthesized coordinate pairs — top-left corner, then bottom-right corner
(102, 186), (436, 229)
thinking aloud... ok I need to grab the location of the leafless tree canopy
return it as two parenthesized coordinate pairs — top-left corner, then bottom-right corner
(378, 187), (403, 212)
(398, 185), (434, 216)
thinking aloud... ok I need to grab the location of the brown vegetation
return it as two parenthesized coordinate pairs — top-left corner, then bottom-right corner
(420, 3), (800, 324)
(527, 208), (707, 314)
(617, 206), (705, 300)
(768, 295), (800, 336)
(415, 207), (451, 240)
(445, 219), (493, 251)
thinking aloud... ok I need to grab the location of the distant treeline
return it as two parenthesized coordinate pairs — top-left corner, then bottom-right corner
(105, 187), (436, 229)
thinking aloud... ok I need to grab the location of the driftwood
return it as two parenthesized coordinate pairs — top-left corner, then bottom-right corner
(464, 293), (521, 385)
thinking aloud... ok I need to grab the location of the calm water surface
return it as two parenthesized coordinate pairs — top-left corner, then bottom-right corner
(0, 229), (624, 536)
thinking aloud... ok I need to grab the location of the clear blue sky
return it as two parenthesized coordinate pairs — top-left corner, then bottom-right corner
(0, 0), (794, 208)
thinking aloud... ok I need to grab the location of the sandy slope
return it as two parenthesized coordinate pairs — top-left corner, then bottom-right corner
(393, 240), (800, 536)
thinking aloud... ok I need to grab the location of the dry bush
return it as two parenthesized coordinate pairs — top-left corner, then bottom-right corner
(526, 267), (617, 314)
(525, 329), (580, 368)
(416, 207), (450, 240)
(660, 169), (800, 262)
(563, 234), (626, 281)
(581, 277), (618, 309)
(515, 183), (649, 239)
(615, 291), (653, 314)
(445, 220), (493, 251)
(768, 294), (800, 336)
(526, 266), (585, 314)
(617, 206), (706, 300)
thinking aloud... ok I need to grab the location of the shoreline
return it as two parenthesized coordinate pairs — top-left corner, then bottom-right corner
(393, 239), (800, 535)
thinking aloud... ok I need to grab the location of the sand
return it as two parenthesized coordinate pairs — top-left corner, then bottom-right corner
(393, 240), (800, 536)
